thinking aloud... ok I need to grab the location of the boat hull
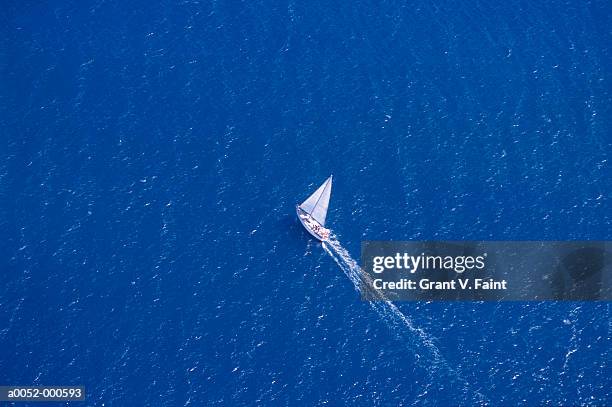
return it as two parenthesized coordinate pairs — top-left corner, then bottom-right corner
(296, 206), (328, 241)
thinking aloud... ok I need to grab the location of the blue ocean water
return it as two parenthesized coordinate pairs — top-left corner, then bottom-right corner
(1, 0), (610, 405)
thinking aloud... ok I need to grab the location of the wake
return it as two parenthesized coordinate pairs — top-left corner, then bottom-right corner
(322, 234), (488, 404)
(322, 237), (444, 362)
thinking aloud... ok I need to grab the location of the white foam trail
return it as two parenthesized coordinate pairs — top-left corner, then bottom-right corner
(322, 234), (488, 404)
(322, 237), (444, 362)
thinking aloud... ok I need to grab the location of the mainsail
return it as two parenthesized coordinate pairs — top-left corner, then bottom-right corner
(299, 176), (332, 226)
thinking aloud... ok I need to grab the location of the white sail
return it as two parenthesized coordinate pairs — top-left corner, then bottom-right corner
(299, 176), (332, 226)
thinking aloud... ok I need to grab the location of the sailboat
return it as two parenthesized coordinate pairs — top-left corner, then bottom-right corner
(296, 175), (332, 241)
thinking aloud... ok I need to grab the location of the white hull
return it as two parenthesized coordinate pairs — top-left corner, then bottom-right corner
(296, 206), (329, 241)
